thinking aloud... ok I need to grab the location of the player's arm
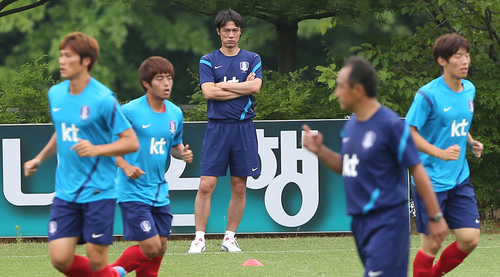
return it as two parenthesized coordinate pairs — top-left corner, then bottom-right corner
(215, 73), (262, 95)
(409, 126), (460, 161)
(171, 144), (193, 163)
(201, 82), (244, 100)
(24, 132), (58, 177)
(71, 128), (139, 157)
(116, 156), (145, 180)
(467, 133), (483, 158)
(409, 163), (448, 244)
(302, 124), (342, 174)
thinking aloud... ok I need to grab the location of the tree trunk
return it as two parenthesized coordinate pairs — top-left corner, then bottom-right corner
(275, 20), (298, 74)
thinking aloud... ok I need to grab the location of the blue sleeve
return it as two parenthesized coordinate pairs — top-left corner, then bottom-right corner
(199, 55), (214, 85)
(250, 53), (263, 80)
(405, 90), (432, 130)
(101, 94), (132, 135)
(390, 119), (421, 168)
(173, 110), (183, 146)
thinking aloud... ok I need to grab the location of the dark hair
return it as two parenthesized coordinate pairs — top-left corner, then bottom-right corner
(432, 33), (470, 63)
(59, 32), (99, 72)
(344, 56), (378, 98)
(215, 8), (244, 31)
(139, 56), (175, 93)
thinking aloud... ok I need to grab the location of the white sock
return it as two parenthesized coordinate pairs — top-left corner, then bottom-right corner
(224, 230), (235, 240)
(195, 231), (205, 241)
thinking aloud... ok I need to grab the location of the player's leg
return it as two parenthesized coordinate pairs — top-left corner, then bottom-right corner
(431, 178), (480, 276)
(412, 186), (448, 277)
(83, 199), (125, 277)
(135, 236), (168, 277)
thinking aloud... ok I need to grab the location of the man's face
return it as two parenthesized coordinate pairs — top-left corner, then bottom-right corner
(440, 48), (470, 80)
(144, 73), (173, 100)
(217, 21), (241, 49)
(59, 47), (88, 80)
(334, 66), (356, 111)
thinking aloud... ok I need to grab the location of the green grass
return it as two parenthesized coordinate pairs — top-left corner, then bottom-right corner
(1, 234), (500, 276)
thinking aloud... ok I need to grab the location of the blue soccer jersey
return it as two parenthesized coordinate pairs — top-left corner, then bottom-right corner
(341, 106), (421, 216)
(405, 76), (475, 192)
(48, 78), (132, 203)
(199, 49), (263, 120)
(116, 95), (184, 206)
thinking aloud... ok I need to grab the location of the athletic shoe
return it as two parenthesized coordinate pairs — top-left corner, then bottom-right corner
(112, 266), (127, 277)
(221, 237), (241, 252)
(188, 238), (206, 253)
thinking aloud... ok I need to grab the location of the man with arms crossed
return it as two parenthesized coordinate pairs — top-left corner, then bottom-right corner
(407, 33), (483, 277)
(303, 56), (448, 277)
(112, 56), (193, 276)
(188, 8), (263, 253)
(24, 32), (138, 277)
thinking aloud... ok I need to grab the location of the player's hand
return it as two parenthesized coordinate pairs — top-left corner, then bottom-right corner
(468, 140), (483, 158)
(427, 218), (449, 247)
(182, 144), (193, 163)
(246, 73), (256, 82)
(123, 164), (145, 179)
(302, 124), (323, 154)
(24, 158), (41, 177)
(439, 144), (460, 161)
(70, 138), (100, 157)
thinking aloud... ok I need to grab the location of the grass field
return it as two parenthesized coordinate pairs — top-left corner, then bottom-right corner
(1, 234), (500, 276)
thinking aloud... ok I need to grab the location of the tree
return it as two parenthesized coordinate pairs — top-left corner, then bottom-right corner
(0, 0), (51, 18)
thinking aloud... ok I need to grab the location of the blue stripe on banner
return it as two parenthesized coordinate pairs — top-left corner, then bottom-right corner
(362, 187), (380, 214)
(200, 60), (212, 68)
(398, 124), (410, 163)
(251, 62), (261, 73)
(239, 99), (252, 121)
(416, 90), (433, 110)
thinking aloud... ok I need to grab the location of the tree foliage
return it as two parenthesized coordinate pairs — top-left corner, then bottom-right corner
(0, 0), (51, 18)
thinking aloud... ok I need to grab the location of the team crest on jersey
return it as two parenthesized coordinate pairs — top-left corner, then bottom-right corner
(49, 221), (57, 234)
(140, 220), (152, 232)
(468, 99), (474, 113)
(169, 120), (176, 134)
(362, 131), (377, 149)
(80, 105), (90, 121)
(240, 61), (249, 72)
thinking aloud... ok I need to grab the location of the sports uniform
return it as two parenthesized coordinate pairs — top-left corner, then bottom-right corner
(47, 77), (132, 244)
(406, 76), (480, 233)
(199, 49), (262, 177)
(342, 106), (421, 276)
(117, 95), (184, 241)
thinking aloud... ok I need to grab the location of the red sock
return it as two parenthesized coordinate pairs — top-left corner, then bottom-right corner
(111, 245), (150, 273)
(135, 256), (163, 277)
(92, 265), (115, 277)
(62, 255), (93, 277)
(431, 241), (469, 277)
(413, 249), (435, 277)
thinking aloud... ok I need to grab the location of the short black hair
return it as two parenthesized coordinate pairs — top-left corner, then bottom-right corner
(215, 8), (244, 30)
(344, 56), (378, 98)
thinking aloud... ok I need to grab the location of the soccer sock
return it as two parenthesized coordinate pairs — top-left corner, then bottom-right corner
(92, 265), (115, 277)
(431, 241), (469, 277)
(62, 254), (93, 277)
(195, 231), (205, 241)
(135, 256), (163, 277)
(224, 230), (235, 240)
(111, 245), (150, 273)
(413, 249), (435, 277)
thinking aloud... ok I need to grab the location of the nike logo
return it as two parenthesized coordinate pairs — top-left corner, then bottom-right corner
(475, 219), (480, 224)
(444, 106), (452, 112)
(92, 233), (104, 239)
(368, 270), (383, 277)
(251, 167), (259, 171)
(342, 137), (351, 143)
(142, 124), (151, 128)
(215, 65), (223, 69)
(52, 107), (61, 112)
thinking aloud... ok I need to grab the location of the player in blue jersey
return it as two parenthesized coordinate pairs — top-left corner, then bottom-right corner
(302, 56), (448, 277)
(188, 8), (263, 253)
(23, 32), (138, 277)
(111, 56), (193, 276)
(406, 34), (484, 277)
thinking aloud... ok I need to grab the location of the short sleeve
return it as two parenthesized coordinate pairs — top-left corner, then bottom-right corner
(199, 55), (214, 85)
(101, 94), (132, 135)
(389, 119), (421, 169)
(405, 90), (432, 130)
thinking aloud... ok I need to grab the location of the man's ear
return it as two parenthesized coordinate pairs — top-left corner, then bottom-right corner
(353, 83), (365, 98)
(216, 28), (220, 36)
(82, 57), (91, 68)
(437, 56), (447, 67)
(141, 80), (151, 92)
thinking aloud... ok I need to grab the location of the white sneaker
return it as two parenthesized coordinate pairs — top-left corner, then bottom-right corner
(188, 238), (206, 253)
(221, 237), (241, 252)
